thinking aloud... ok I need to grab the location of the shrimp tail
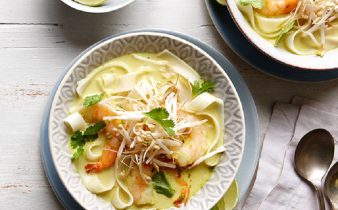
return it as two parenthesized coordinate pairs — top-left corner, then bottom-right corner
(85, 162), (103, 173)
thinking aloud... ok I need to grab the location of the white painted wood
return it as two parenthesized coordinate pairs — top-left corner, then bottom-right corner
(1, 0), (338, 209)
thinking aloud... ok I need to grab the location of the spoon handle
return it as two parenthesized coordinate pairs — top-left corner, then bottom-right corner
(315, 185), (326, 210)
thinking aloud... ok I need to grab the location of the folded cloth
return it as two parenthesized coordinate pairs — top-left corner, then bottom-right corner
(242, 97), (338, 210)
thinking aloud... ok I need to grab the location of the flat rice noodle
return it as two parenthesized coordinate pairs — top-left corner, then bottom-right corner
(127, 79), (153, 101)
(103, 72), (146, 95)
(237, 0), (291, 39)
(157, 50), (200, 84)
(77, 155), (116, 194)
(111, 163), (134, 209)
(255, 13), (291, 37)
(76, 61), (132, 97)
(132, 54), (169, 66)
(184, 92), (225, 166)
(285, 30), (317, 55)
(176, 77), (192, 104)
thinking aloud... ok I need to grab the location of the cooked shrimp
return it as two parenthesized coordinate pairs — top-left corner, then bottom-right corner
(126, 167), (154, 205)
(81, 104), (115, 123)
(172, 112), (209, 167)
(258, 0), (298, 16)
(85, 137), (120, 173)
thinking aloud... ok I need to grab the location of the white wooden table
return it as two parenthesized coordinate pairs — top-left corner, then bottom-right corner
(1, 0), (338, 209)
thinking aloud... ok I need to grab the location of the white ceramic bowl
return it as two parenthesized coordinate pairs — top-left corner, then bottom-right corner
(226, 0), (338, 70)
(60, 0), (134, 13)
(48, 31), (245, 209)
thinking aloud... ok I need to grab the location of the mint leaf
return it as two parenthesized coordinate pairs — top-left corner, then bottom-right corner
(274, 19), (295, 47)
(192, 80), (215, 96)
(152, 172), (175, 198)
(70, 122), (106, 160)
(240, 0), (264, 9)
(144, 108), (175, 136)
(83, 93), (103, 107)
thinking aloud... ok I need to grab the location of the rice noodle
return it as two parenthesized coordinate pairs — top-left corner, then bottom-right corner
(175, 119), (208, 131)
(188, 147), (227, 169)
(132, 54), (169, 66)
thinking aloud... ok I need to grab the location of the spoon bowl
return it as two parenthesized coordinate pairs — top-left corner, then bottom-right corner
(294, 129), (335, 210)
(324, 162), (338, 210)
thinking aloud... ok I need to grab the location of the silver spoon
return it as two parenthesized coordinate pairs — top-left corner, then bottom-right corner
(324, 161), (338, 210)
(294, 129), (335, 210)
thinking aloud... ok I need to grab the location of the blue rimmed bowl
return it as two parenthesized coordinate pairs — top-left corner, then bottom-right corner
(48, 31), (245, 209)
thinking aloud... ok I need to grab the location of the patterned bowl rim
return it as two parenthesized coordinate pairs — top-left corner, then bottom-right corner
(48, 31), (246, 209)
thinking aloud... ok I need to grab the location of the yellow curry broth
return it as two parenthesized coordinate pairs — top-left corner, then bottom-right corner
(71, 52), (222, 209)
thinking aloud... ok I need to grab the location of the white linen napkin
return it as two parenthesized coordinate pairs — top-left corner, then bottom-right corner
(242, 96), (338, 210)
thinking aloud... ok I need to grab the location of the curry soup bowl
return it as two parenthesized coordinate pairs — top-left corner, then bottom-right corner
(226, 0), (338, 70)
(48, 31), (245, 209)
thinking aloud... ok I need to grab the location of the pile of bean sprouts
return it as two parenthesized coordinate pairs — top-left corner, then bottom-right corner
(101, 78), (210, 183)
(294, 0), (338, 54)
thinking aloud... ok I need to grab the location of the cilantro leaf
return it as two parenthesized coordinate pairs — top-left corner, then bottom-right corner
(83, 121), (106, 136)
(71, 147), (84, 161)
(70, 122), (106, 160)
(240, 0), (264, 9)
(192, 80), (215, 96)
(83, 93), (104, 107)
(152, 172), (175, 198)
(144, 108), (175, 136)
(274, 19), (295, 47)
(83, 134), (99, 141)
(70, 131), (85, 149)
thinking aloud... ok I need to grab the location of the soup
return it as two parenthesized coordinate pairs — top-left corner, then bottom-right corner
(237, 0), (338, 56)
(64, 50), (226, 209)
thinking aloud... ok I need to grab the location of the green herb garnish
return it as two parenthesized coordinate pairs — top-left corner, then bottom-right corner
(152, 171), (175, 198)
(240, 0), (264, 9)
(192, 80), (215, 96)
(274, 19), (295, 47)
(70, 121), (106, 160)
(83, 121), (106, 136)
(83, 93), (104, 107)
(70, 131), (85, 149)
(71, 147), (84, 161)
(144, 108), (175, 136)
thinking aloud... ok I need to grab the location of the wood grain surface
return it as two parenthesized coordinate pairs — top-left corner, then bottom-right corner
(1, 0), (338, 209)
